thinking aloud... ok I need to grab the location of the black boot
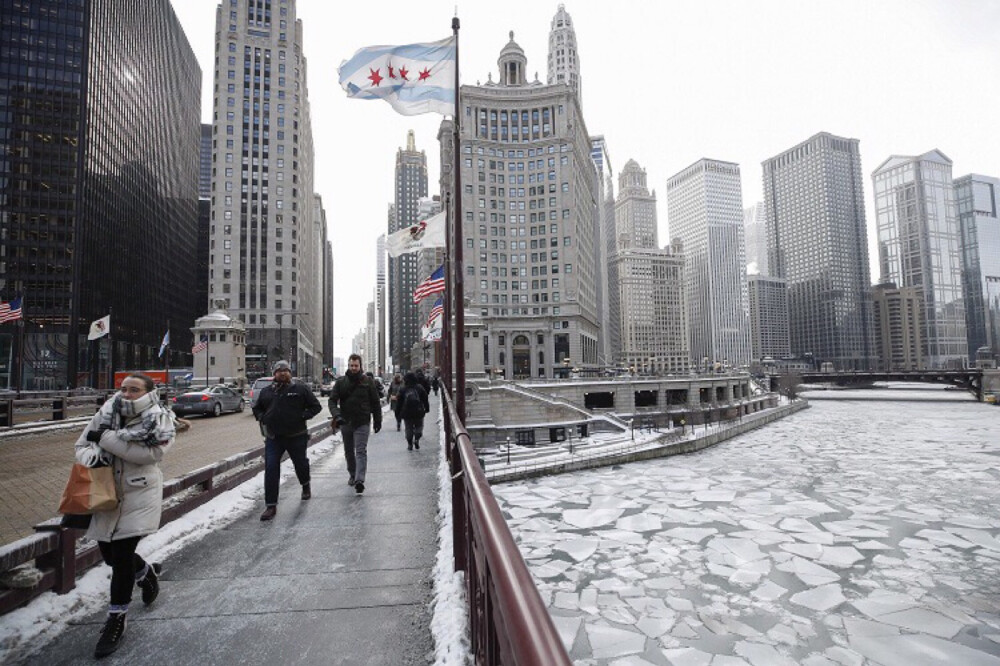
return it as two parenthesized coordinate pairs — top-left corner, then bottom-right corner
(94, 612), (127, 659)
(136, 563), (162, 605)
(301, 483), (311, 500)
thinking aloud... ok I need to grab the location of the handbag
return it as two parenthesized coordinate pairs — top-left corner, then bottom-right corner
(58, 463), (119, 515)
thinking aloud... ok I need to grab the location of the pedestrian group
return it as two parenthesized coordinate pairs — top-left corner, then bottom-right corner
(68, 353), (434, 658)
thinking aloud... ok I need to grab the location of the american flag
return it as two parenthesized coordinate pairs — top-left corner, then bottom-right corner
(191, 334), (208, 354)
(0, 296), (23, 323)
(424, 297), (443, 328)
(412, 264), (445, 304)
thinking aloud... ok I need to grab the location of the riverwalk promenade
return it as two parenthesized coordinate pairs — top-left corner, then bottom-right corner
(10, 399), (441, 665)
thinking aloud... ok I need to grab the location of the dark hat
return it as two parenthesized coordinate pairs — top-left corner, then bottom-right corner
(273, 360), (291, 372)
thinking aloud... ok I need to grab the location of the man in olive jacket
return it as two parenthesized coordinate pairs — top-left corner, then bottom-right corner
(328, 353), (382, 494)
(253, 360), (322, 521)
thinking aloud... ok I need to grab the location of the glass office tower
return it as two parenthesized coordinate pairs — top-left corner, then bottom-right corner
(872, 150), (967, 369)
(0, 0), (201, 388)
(954, 174), (1000, 363)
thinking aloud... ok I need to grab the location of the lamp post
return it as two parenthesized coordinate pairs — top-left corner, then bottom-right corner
(276, 311), (309, 376)
(506, 436), (511, 465)
(563, 357), (570, 379)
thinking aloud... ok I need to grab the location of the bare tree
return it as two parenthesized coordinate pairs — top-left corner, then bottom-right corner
(777, 372), (802, 400)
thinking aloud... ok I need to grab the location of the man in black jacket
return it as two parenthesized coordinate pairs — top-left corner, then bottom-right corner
(328, 353), (382, 494)
(253, 360), (322, 521)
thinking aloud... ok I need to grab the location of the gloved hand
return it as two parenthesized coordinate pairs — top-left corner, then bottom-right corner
(373, 422), (381, 434)
(79, 444), (111, 468)
(85, 427), (109, 443)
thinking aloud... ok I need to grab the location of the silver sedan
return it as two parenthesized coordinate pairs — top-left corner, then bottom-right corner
(171, 385), (245, 417)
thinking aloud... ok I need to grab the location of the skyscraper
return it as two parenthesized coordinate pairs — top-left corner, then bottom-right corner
(954, 174), (1000, 363)
(763, 132), (875, 371)
(375, 233), (387, 374)
(198, 125), (213, 319)
(547, 4), (581, 100)
(439, 31), (600, 379)
(0, 0), (201, 389)
(748, 275), (790, 362)
(871, 282), (924, 371)
(590, 136), (613, 365)
(667, 159), (751, 369)
(743, 202), (769, 276)
(614, 160), (689, 373)
(208, 0), (320, 381)
(389, 131), (428, 371)
(872, 150), (966, 368)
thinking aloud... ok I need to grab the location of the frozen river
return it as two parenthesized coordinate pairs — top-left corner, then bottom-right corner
(493, 390), (1000, 665)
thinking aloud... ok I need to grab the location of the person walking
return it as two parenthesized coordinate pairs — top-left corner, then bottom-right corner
(328, 353), (382, 494)
(394, 371), (430, 451)
(430, 371), (440, 397)
(414, 368), (431, 395)
(253, 360), (322, 521)
(387, 374), (403, 431)
(74, 373), (177, 659)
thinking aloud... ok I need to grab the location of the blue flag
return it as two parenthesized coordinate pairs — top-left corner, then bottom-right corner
(158, 330), (170, 358)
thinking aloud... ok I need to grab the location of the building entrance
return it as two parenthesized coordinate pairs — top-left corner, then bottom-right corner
(512, 335), (531, 379)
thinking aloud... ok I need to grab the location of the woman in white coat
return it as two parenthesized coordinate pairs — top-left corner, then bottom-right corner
(74, 373), (176, 659)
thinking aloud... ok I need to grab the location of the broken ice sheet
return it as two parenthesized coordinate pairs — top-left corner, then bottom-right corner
(775, 556), (841, 586)
(553, 537), (600, 562)
(789, 583), (846, 612)
(692, 489), (737, 502)
(563, 508), (625, 529)
(751, 580), (787, 601)
(617, 513), (663, 532)
(661, 527), (717, 543)
(584, 622), (647, 660)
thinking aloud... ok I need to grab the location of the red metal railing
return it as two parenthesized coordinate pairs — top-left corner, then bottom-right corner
(442, 388), (571, 666)
(0, 421), (333, 615)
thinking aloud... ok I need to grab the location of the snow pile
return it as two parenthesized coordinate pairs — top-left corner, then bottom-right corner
(429, 402), (472, 665)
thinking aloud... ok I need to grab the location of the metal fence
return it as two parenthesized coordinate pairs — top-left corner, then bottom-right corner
(441, 388), (571, 666)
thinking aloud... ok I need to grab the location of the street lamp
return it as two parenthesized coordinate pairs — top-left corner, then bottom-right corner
(276, 311), (309, 374)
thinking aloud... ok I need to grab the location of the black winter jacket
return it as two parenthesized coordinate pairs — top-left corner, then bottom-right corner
(253, 380), (322, 437)
(328, 372), (382, 429)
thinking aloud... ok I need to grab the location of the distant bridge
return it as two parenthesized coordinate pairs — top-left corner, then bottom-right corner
(768, 369), (984, 400)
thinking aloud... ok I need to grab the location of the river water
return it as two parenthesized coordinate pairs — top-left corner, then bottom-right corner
(493, 389), (1000, 665)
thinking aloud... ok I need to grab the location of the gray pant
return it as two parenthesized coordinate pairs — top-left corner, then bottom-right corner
(404, 416), (424, 446)
(341, 423), (370, 483)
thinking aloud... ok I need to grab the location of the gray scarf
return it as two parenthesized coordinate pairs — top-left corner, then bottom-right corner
(96, 390), (176, 446)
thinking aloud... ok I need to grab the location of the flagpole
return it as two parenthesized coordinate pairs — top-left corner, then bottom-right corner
(451, 16), (466, 422)
(442, 194), (452, 393)
(107, 306), (114, 390)
(163, 320), (171, 403)
(16, 317), (25, 398)
(205, 336), (210, 389)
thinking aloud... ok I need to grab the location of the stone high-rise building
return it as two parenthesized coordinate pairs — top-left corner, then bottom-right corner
(667, 159), (752, 370)
(389, 131), (428, 371)
(763, 132), (875, 371)
(547, 4), (581, 100)
(439, 31), (600, 379)
(208, 0), (320, 381)
(0, 0), (200, 389)
(871, 282), (925, 371)
(613, 162), (688, 373)
(872, 150), (967, 368)
(954, 174), (1000, 364)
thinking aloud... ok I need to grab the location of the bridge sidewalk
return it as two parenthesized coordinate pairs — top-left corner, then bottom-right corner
(24, 397), (441, 666)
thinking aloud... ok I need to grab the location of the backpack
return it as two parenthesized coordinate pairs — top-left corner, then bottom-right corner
(401, 387), (424, 419)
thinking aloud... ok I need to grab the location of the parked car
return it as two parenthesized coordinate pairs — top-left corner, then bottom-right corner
(248, 377), (273, 409)
(172, 385), (244, 417)
(320, 380), (334, 397)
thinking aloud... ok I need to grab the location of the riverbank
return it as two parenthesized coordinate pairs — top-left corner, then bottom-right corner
(485, 399), (809, 483)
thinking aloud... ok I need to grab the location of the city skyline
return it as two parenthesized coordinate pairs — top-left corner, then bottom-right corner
(170, 0), (1000, 360)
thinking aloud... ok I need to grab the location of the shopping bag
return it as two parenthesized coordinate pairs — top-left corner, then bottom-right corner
(58, 463), (118, 515)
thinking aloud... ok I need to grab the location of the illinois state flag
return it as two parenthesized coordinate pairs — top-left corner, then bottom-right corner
(386, 211), (446, 257)
(88, 315), (111, 340)
(338, 37), (456, 116)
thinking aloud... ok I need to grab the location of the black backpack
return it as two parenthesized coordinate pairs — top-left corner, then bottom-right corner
(401, 387), (424, 419)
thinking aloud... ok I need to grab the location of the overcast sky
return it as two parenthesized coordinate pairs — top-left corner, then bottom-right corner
(171, 0), (1000, 362)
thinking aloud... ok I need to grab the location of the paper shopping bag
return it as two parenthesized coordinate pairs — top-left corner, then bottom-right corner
(58, 463), (118, 515)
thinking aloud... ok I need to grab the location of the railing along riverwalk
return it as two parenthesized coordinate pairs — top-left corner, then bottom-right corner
(0, 391), (114, 429)
(0, 420), (332, 616)
(441, 388), (571, 666)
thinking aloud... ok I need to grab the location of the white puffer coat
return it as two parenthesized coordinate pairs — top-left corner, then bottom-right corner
(74, 394), (175, 542)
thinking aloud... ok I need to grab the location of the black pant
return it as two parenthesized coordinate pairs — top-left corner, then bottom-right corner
(98, 537), (146, 606)
(264, 434), (310, 505)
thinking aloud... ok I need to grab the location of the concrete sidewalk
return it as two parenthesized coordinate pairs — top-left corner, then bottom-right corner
(25, 397), (441, 665)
